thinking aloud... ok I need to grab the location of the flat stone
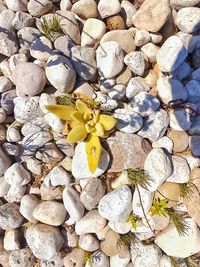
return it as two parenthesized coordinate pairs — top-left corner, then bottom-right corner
(72, 142), (110, 179)
(144, 148), (173, 191)
(124, 51), (147, 76)
(98, 185), (132, 222)
(175, 7), (200, 33)
(167, 130), (189, 153)
(156, 35), (188, 72)
(167, 155), (190, 183)
(106, 131), (151, 172)
(0, 203), (23, 230)
(71, 0), (97, 19)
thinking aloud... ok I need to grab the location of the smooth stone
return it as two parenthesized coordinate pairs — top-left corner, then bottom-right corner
(12, 11), (34, 30)
(20, 194), (40, 223)
(9, 249), (35, 267)
(5, 0), (28, 11)
(79, 234), (99, 252)
(185, 80), (200, 103)
(44, 113), (64, 133)
(175, 7), (200, 33)
(100, 229), (121, 257)
(108, 84), (126, 100)
(33, 201), (66, 226)
(25, 158), (42, 175)
(57, 11), (80, 44)
(116, 67), (132, 85)
(75, 210), (107, 235)
(176, 150), (200, 170)
(17, 27), (41, 49)
(0, 77), (12, 93)
(171, 0), (200, 9)
(169, 109), (192, 131)
(39, 93), (56, 114)
(167, 155), (190, 183)
(4, 229), (20, 251)
(190, 67), (200, 81)
(6, 124), (21, 143)
(40, 183), (62, 201)
(129, 92), (160, 117)
(45, 54), (76, 93)
(108, 220), (132, 234)
(121, 0), (137, 27)
(55, 139), (75, 157)
(0, 9), (15, 31)
(81, 18), (106, 47)
(80, 178), (105, 210)
(149, 32), (163, 44)
(0, 203), (23, 230)
(71, 46), (97, 80)
(30, 36), (53, 61)
(72, 142), (110, 179)
(14, 96), (43, 123)
(26, 223), (64, 260)
(192, 48), (200, 69)
(141, 43), (159, 63)
(144, 148), (173, 191)
(143, 213), (170, 231)
(73, 82), (95, 99)
(155, 218), (200, 258)
(63, 248), (84, 267)
(126, 77), (150, 99)
(0, 29), (19, 57)
(71, 0), (97, 19)
(135, 30), (150, 47)
(113, 108), (143, 133)
(106, 131), (151, 172)
(35, 142), (64, 163)
(188, 116), (200, 135)
(167, 130), (188, 153)
(100, 30), (136, 54)
(21, 117), (49, 136)
(60, 0), (72, 10)
(98, 0), (121, 19)
(131, 221), (154, 241)
(9, 53), (28, 72)
(132, 0), (171, 32)
(131, 241), (162, 267)
(155, 182), (180, 208)
(110, 252), (130, 267)
(171, 62), (193, 81)
(1, 90), (16, 115)
(189, 135), (200, 157)
(63, 186), (85, 225)
(106, 15), (126, 31)
(95, 92), (118, 111)
(0, 177), (10, 198)
(5, 184), (26, 203)
(152, 136), (173, 154)
(27, 0), (53, 17)
(54, 35), (75, 57)
(124, 51), (147, 76)
(132, 185), (154, 218)
(44, 166), (71, 187)
(96, 41), (124, 79)
(156, 36), (188, 72)
(4, 163), (31, 186)
(157, 77), (188, 105)
(98, 185), (132, 222)
(0, 147), (11, 176)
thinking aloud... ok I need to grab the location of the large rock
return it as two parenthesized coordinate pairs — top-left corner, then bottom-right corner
(25, 223), (64, 260)
(98, 185), (132, 222)
(156, 35), (188, 72)
(0, 203), (23, 230)
(175, 7), (200, 33)
(155, 218), (200, 258)
(106, 131), (151, 172)
(132, 0), (171, 32)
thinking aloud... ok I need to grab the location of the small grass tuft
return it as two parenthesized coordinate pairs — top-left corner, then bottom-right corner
(127, 168), (152, 189)
(40, 14), (63, 41)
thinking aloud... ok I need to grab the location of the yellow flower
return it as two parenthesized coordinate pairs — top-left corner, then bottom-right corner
(46, 99), (116, 173)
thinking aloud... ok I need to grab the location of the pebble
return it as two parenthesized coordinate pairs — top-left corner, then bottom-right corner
(4, 229), (20, 251)
(152, 136), (173, 154)
(141, 43), (160, 63)
(171, 0), (200, 9)
(172, 62), (193, 81)
(25, 223), (64, 260)
(14, 96), (43, 123)
(98, 185), (132, 222)
(124, 51), (147, 76)
(79, 234), (99, 251)
(132, 185), (154, 218)
(155, 218), (200, 258)
(5, 0), (28, 11)
(131, 241), (162, 267)
(98, 0), (121, 19)
(167, 155), (190, 183)
(4, 163), (31, 186)
(121, 0), (136, 27)
(0, 203), (23, 230)
(135, 30), (150, 47)
(185, 80), (200, 103)
(54, 35), (74, 57)
(0, 9), (15, 31)
(27, 0), (53, 17)
(0, 76), (12, 93)
(116, 67), (132, 85)
(45, 166), (71, 187)
(0, 147), (11, 176)
(106, 131), (151, 172)
(106, 15), (126, 31)
(33, 201), (67, 226)
(1, 90), (16, 115)
(75, 210), (107, 235)
(143, 213), (170, 231)
(191, 67), (200, 81)
(81, 18), (106, 47)
(63, 248), (84, 267)
(167, 130), (189, 153)
(45, 54), (76, 93)
(0, 124), (6, 145)
(40, 183), (63, 201)
(150, 32), (163, 44)
(39, 93), (56, 114)
(30, 36), (52, 61)
(108, 84), (126, 100)
(17, 27), (41, 49)
(175, 7), (200, 33)
(157, 77), (188, 105)
(0, 177), (10, 198)
(63, 186), (85, 225)
(5, 185), (26, 203)
(100, 228), (121, 256)
(80, 178), (105, 210)
(12, 11), (34, 30)
(144, 148), (173, 191)
(20, 194), (40, 223)
(156, 35), (188, 72)
(192, 48), (200, 69)
(71, 0), (97, 19)
(35, 142), (64, 163)
(72, 142), (110, 179)
(71, 46), (97, 80)
(110, 252), (131, 267)
(126, 77), (150, 99)
(6, 123), (21, 143)
(132, 0), (171, 32)
(96, 41), (124, 79)
(60, 0), (72, 11)
(21, 117), (49, 136)
(0, 29), (19, 57)
(130, 92), (160, 117)
(169, 109), (192, 131)
(44, 113), (64, 133)
(100, 30), (136, 54)
(95, 92), (118, 111)
(9, 248), (35, 267)
(9, 53), (28, 72)
(189, 135), (200, 157)
(113, 108), (143, 133)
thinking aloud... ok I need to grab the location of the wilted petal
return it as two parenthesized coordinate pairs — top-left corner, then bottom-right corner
(66, 124), (87, 143)
(99, 114), (116, 131)
(45, 105), (76, 120)
(86, 134), (102, 174)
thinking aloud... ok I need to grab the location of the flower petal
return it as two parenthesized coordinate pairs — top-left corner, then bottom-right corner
(93, 122), (105, 137)
(86, 134), (101, 174)
(71, 111), (85, 123)
(99, 114), (116, 131)
(85, 124), (95, 133)
(66, 124), (87, 143)
(45, 105), (76, 120)
(76, 99), (91, 114)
